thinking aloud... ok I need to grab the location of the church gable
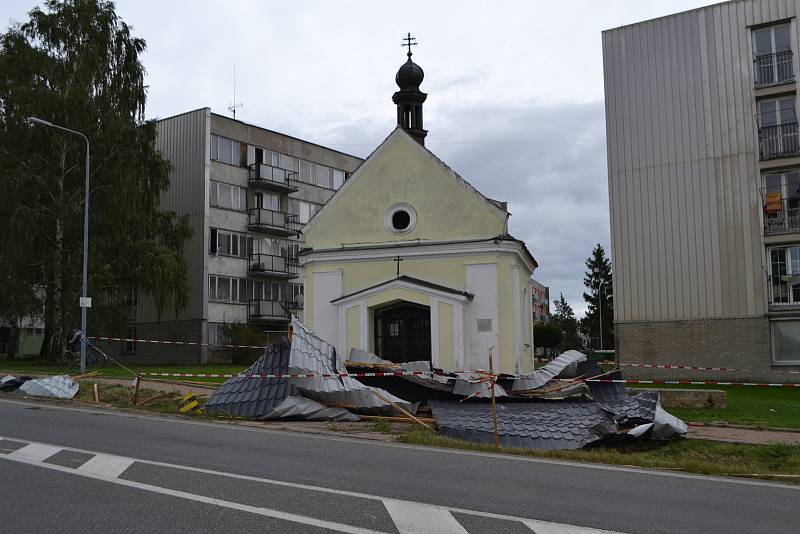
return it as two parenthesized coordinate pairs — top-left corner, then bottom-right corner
(303, 129), (508, 249)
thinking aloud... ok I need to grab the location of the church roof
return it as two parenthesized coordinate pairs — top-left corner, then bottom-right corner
(302, 127), (510, 236)
(330, 275), (474, 304)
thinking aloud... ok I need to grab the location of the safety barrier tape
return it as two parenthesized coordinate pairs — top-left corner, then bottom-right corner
(136, 370), (800, 387)
(89, 336), (277, 350)
(533, 358), (800, 375)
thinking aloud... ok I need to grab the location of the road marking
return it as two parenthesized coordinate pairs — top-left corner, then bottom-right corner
(0, 435), (623, 533)
(383, 499), (469, 533)
(523, 518), (619, 533)
(78, 454), (134, 478)
(9, 442), (62, 462)
(1, 397), (796, 492)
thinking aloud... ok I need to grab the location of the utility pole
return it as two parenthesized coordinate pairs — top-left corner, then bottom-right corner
(28, 117), (91, 374)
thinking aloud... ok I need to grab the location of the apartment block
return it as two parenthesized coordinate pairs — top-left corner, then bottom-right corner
(530, 279), (550, 324)
(118, 108), (362, 363)
(603, 0), (800, 380)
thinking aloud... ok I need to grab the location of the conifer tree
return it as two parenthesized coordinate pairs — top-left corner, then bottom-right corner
(551, 293), (580, 351)
(581, 244), (614, 349)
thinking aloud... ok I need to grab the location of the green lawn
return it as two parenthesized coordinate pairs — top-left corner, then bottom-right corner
(632, 383), (800, 429)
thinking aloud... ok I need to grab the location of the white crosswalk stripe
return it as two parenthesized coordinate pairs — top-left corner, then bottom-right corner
(8, 442), (62, 462)
(524, 518), (619, 533)
(77, 453), (134, 478)
(383, 498), (469, 533)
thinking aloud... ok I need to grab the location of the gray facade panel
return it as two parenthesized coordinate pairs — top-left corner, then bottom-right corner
(604, 0), (800, 323)
(139, 108), (209, 325)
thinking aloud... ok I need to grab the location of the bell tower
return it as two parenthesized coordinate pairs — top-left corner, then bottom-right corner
(393, 33), (428, 146)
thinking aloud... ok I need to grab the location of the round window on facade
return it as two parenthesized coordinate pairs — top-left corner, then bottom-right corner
(385, 203), (417, 234)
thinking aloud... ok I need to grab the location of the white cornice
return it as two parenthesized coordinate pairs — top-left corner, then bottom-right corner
(301, 240), (536, 274)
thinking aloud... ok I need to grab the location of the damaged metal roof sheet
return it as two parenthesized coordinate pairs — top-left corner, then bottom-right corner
(587, 370), (658, 424)
(18, 375), (79, 399)
(289, 319), (414, 412)
(205, 344), (297, 418)
(429, 399), (617, 450)
(261, 396), (359, 422)
(511, 350), (587, 391)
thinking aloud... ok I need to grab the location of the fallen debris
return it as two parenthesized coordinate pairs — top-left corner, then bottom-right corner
(18, 375), (79, 399)
(1, 375), (30, 392)
(511, 350), (587, 392)
(261, 396), (358, 422)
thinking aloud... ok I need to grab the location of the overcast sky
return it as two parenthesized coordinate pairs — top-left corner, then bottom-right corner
(2, 0), (717, 317)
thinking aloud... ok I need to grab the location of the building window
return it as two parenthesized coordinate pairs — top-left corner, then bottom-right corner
(769, 245), (800, 307)
(754, 23), (793, 86)
(210, 181), (246, 211)
(290, 283), (304, 306)
(211, 135), (245, 166)
(771, 320), (800, 364)
(759, 96), (798, 160)
(208, 323), (230, 346)
(763, 170), (800, 233)
(288, 198), (320, 223)
(209, 275), (248, 304)
(384, 203), (417, 234)
(124, 326), (136, 354)
(209, 228), (248, 258)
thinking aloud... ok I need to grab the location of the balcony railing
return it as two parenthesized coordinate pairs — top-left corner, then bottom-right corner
(763, 197), (800, 234)
(248, 253), (299, 277)
(768, 275), (800, 310)
(247, 299), (290, 320)
(754, 50), (794, 87)
(759, 122), (800, 160)
(248, 163), (299, 190)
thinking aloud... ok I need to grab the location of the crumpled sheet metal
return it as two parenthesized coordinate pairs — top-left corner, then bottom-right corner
(429, 399), (617, 450)
(18, 375), (78, 399)
(260, 396), (359, 422)
(511, 350), (587, 391)
(289, 319), (414, 412)
(205, 344), (298, 418)
(348, 348), (453, 393)
(452, 377), (507, 398)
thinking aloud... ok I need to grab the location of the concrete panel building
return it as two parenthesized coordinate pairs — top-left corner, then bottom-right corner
(603, 0), (800, 380)
(111, 109), (362, 363)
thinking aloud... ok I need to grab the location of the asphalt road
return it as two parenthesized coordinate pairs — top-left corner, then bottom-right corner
(0, 398), (798, 534)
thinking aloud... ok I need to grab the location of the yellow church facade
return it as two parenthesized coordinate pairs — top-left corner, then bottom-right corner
(300, 129), (537, 374)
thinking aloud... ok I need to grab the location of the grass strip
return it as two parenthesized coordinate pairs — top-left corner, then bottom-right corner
(398, 427), (800, 483)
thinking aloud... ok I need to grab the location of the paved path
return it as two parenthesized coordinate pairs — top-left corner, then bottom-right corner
(687, 424), (800, 445)
(0, 398), (798, 533)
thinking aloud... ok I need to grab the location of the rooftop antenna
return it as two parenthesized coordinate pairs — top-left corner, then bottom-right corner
(227, 64), (243, 120)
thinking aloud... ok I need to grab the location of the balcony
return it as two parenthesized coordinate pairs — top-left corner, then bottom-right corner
(754, 50), (794, 87)
(248, 163), (299, 193)
(759, 122), (800, 160)
(247, 299), (290, 321)
(763, 196), (800, 235)
(768, 276), (800, 312)
(248, 253), (299, 279)
(247, 208), (299, 237)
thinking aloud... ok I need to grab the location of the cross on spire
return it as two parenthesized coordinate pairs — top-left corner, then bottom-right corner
(401, 32), (417, 57)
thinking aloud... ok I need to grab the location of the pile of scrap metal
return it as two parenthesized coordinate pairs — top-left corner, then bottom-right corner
(1, 374), (79, 399)
(205, 318), (415, 421)
(347, 349), (687, 450)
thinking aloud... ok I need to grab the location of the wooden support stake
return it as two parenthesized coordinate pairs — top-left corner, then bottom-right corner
(489, 349), (500, 450)
(130, 374), (141, 406)
(369, 389), (434, 431)
(137, 392), (166, 407)
(93, 383), (100, 403)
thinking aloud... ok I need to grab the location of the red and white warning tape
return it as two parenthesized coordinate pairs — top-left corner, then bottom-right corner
(138, 370), (800, 388)
(89, 335), (276, 351)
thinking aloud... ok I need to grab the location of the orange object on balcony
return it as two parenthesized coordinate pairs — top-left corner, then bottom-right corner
(765, 192), (783, 213)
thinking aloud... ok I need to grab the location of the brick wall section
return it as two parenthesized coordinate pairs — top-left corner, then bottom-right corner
(616, 317), (800, 383)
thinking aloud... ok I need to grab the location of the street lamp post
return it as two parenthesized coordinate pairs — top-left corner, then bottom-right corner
(598, 280), (606, 351)
(28, 117), (90, 374)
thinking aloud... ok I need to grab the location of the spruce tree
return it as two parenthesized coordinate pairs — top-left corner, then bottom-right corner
(581, 243), (614, 349)
(0, 0), (191, 360)
(551, 293), (580, 351)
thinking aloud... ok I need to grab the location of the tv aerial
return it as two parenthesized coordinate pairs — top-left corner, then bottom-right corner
(228, 64), (243, 120)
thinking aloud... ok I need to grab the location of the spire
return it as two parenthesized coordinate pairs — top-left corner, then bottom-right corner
(393, 33), (428, 145)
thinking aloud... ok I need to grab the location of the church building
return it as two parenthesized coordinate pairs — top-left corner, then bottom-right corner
(299, 42), (537, 374)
